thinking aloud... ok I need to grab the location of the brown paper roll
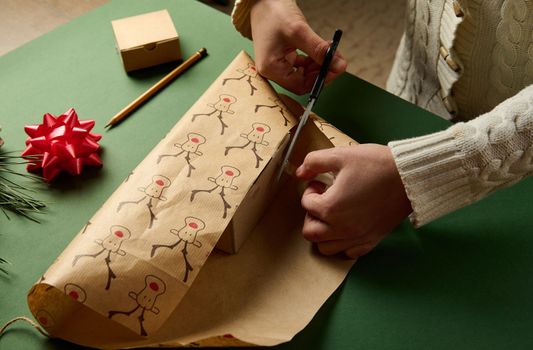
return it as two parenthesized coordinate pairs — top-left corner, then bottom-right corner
(27, 51), (357, 348)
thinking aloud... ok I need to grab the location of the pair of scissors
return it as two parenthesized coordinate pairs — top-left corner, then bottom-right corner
(276, 29), (343, 182)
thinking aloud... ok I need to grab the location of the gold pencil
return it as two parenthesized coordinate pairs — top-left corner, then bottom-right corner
(105, 48), (208, 128)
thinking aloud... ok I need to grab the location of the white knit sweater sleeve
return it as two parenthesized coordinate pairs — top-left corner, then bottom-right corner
(231, 0), (254, 39)
(389, 85), (533, 227)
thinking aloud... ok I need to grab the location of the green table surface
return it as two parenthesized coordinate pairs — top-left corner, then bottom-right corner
(1, 1), (532, 349)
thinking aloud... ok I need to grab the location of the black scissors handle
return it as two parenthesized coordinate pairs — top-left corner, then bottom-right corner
(309, 29), (343, 101)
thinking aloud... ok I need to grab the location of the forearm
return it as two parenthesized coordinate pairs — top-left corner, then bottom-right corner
(389, 85), (533, 227)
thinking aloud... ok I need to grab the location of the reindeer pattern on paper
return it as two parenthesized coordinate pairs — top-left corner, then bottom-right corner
(35, 310), (56, 330)
(222, 63), (260, 96)
(108, 275), (166, 336)
(157, 133), (206, 177)
(192, 94), (236, 135)
(255, 97), (290, 126)
(225, 123), (271, 168)
(38, 52), (303, 337)
(150, 216), (205, 283)
(190, 166), (240, 219)
(117, 175), (171, 229)
(72, 225), (131, 290)
(64, 283), (87, 303)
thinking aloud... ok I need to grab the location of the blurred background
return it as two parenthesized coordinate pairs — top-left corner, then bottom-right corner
(0, 0), (405, 88)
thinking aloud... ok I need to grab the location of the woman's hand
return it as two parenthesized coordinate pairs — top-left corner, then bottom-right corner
(295, 145), (413, 259)
(250, 0), (347, 94)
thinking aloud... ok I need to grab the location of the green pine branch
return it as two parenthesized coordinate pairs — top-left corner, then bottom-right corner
(0, 150), (47, 274)
(0, 151), (46, 222)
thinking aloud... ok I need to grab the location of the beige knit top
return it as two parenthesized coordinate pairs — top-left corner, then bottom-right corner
(232, 0), (533, 226)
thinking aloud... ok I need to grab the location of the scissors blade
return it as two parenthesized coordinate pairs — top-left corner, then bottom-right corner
(275, 98), (316, 183)
(274, 29), (343, 184)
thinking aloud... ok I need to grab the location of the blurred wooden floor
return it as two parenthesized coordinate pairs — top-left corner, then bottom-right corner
(0, 0), (405, 88)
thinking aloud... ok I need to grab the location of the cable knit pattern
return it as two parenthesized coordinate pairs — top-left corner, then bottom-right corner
(526, 28), (533, 86)
(388, 0), (533, 121)
(388, 0), (456, 119)
(390, 85), (533, 226)
(413, 0), (432, 104)
(232, 0), (254, 40)
(451, 0), (481, 120)
(488, 0), (528, 107)
(387, 0), (417, 100)
(435, 0), (463, 116)
(455, 0), (533, 119)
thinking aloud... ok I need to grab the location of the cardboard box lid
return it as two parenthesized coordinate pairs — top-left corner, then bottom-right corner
(111, 9), (178, 51)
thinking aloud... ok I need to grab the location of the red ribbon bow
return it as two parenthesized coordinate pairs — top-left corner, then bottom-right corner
(22, 108), (103, 181)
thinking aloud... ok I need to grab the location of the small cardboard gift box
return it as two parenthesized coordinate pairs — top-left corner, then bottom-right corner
(111, 9), (182, 72)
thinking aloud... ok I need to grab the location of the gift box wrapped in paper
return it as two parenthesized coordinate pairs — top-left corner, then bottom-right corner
(27, 51), (357, 348)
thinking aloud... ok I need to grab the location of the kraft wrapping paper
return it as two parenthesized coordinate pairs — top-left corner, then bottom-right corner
(27, 51), (357, 348)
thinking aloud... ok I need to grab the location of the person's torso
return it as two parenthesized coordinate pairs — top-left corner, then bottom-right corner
(387, 0), (533, 121)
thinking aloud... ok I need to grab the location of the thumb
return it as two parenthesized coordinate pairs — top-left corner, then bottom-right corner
(295, 149), (341, 180)
(290, 24), (346, 74)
